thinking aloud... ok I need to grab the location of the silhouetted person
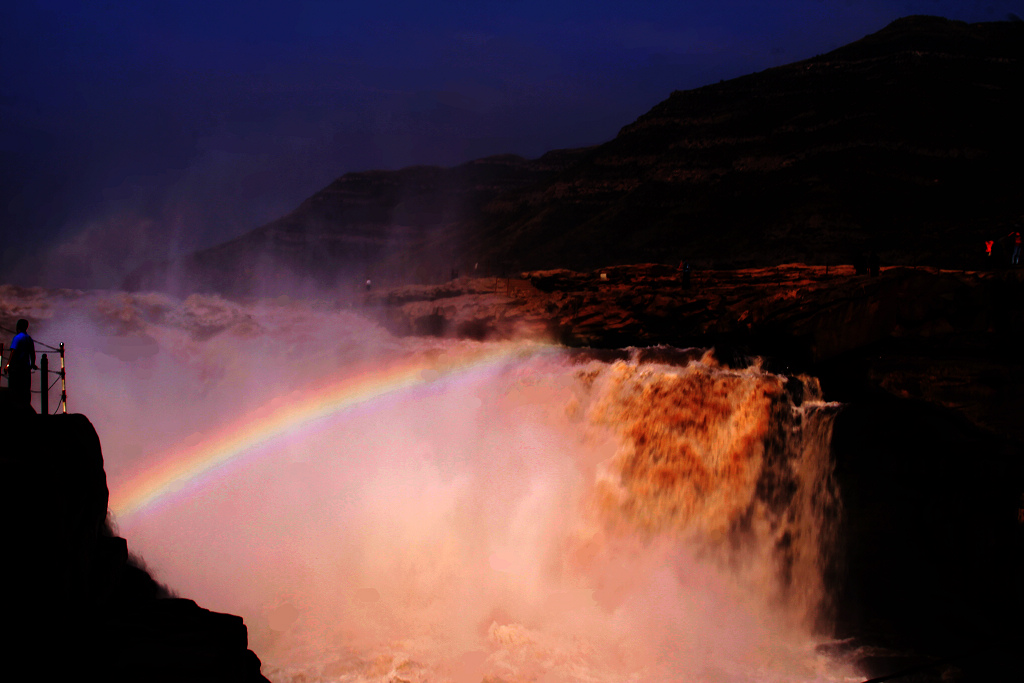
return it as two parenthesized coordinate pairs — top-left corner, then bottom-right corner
(5, 319), (36, 407)
(1011, 230), (1022, 267)
(854, 252), (867, 275)
(868, 251), (880, 277)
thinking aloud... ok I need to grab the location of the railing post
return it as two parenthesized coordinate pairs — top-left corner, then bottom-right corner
(60, 343), (66, 414)
(40, 354), (48, 416)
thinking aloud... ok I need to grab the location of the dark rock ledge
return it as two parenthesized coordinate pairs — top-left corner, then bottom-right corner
(0, 403), (268, 682)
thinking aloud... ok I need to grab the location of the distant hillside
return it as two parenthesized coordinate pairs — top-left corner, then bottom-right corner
(125, 150), (592, 295)
(126, 16), (1024, 296)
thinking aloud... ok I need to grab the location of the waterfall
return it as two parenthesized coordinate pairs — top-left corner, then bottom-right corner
(6, 289), (853, 682)
(570, 350), (842, 634)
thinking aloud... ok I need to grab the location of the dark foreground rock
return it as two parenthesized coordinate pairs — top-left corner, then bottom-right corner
(829, 391), (1024, 681)
(0, 401), (269, 682)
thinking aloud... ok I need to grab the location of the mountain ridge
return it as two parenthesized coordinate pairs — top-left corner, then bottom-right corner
(125, 15), (1024, 296)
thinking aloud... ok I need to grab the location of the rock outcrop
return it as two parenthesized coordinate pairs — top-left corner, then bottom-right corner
(0, 402), (268, 682)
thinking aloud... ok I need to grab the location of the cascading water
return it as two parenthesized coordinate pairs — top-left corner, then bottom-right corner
(0, 289), (854, 682)
(573, 351), (843, 635)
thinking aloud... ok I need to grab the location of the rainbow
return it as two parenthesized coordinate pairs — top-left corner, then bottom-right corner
(110, 342), (554, 523)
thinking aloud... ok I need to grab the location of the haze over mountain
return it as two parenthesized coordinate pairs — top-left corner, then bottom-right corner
(126, 16), (1024, 296)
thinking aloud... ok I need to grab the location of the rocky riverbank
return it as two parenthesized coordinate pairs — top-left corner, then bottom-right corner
(369, 263), (1024, 443)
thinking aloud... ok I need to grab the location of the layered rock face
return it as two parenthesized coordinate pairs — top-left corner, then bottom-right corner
(0, 403), (268, 682)
(125, 150), (591, 296)
(484, 15), (1023, 272)
(126, 16), (1024, 296)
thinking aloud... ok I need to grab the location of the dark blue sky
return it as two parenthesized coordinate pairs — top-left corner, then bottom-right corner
(2, 0), (1021, 287)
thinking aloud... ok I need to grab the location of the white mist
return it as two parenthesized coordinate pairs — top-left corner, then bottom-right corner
(1, 288), (853, 682)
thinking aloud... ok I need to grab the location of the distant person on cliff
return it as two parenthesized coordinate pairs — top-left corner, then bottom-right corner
(4, 319), (36, 406)
(1009, 230), (1021, 266)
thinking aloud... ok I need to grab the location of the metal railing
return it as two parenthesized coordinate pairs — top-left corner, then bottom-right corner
(0, 326), (67, 415)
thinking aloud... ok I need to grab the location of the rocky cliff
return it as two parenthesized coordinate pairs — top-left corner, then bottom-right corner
(126, 16), (1024, 296)
(0, 402), (268, 682)
(125, 149), (591, 296)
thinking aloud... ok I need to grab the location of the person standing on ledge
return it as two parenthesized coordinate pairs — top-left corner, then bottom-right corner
(1009, 229), (1022, 267)
(5, 319), (36, 407)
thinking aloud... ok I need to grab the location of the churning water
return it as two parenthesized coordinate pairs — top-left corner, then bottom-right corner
(0, 288), (855, 682)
